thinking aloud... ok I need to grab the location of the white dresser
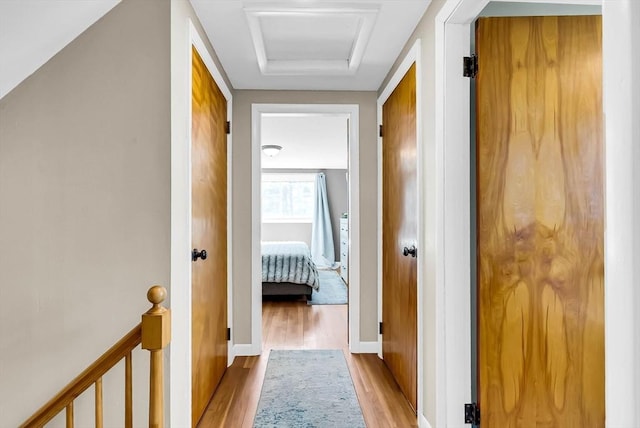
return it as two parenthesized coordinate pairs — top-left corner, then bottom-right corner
(339, 217), (348, 284)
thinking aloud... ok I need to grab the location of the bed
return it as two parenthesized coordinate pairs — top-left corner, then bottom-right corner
(262, 241), (320, 299)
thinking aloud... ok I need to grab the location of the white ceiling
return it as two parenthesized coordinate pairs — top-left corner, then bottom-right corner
(0, 0), (431, 98)
(190, 0), (432, 91)
(261, 115), (348, 170)
(0, 0), (120, 99)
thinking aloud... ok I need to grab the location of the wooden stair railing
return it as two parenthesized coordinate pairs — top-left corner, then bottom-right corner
(20, 286), (171, 428)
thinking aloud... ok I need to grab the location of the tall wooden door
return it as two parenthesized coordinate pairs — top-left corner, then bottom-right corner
(476, 16), (604, 427)
(191, 46), (228, 426)
(382, 63), (417, 411)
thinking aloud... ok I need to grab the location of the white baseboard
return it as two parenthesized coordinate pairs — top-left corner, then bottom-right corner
(419, 413), (431, 428)
(350, 341), (380, 354)
(233, 343), (261, 357)
(236, 342), (377, 355)
(227, 343), (235, 366)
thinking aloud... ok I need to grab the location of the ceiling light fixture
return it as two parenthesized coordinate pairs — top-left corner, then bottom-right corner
(262, 144), (282, 157)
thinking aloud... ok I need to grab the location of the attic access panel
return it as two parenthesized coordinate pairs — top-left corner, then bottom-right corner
(245, 5), (379, 75)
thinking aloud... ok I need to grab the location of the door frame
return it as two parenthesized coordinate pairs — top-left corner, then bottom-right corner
(170, 19), (234, 426)
(249, 103), (362, 353)
(376, 38), (423, 418)
(434, 0), (638, 426)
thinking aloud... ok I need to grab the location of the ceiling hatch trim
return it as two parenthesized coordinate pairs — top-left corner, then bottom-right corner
(244, 4), (379, 76)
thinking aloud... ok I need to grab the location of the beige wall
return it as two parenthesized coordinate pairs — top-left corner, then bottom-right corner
(232, 91), (378, 344)
(378, 0), (446, 424)
(0, 0), (171, 425)
(323, 169), (350, 250)
(262, 222), (313, 246)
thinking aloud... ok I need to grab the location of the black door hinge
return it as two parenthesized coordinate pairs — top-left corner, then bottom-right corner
(379, 322), (383, 335)
(226, 327), (231, 341)
(379, 124), (383, 138)
(465, 403), (480, 425)
(463, 55), (478, 78)
(225, 120), (231, 134)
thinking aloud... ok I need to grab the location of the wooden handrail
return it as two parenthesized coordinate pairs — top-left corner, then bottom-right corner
(21, 286), (170, 428)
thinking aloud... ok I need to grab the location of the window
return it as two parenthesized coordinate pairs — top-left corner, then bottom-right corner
(262, 173), (315, 222)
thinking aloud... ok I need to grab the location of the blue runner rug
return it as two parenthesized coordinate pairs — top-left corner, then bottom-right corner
(308, 270), (348, 305)
(253, 350), (366, 427)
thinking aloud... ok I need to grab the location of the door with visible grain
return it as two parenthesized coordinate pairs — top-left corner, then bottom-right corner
(382, 63), (417, 411)
(191, 46), (228, 427)
(476, 16), (604, 427)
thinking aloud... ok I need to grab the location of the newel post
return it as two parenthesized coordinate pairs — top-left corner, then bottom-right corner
(142, 286), (170, 428)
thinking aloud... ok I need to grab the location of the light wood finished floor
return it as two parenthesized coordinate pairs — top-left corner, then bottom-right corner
(197, 299), (418, 427)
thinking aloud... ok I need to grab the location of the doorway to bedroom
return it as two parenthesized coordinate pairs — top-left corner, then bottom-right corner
(251, 104), (362, 353)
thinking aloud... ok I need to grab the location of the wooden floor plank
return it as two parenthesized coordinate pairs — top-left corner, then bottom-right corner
(197, 299), (417, 427)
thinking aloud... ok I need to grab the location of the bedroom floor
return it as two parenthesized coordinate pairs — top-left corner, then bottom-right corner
(196, 300), (418, 427)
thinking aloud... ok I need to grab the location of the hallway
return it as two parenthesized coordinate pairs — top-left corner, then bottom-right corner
(197, 300), (417, 427)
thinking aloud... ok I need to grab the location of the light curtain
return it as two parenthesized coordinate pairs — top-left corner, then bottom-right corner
(311, 172), (335, 266)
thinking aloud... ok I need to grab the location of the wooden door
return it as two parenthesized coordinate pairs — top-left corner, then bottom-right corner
(382, 63), (417, 411)
(476, 16), (604, 427)
(191, 46), (228, 426)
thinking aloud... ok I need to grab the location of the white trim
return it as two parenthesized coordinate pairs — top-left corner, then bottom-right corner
(376, 91), (383, 360)
(233, 343), (262, 357)
(493, 0), (600, 3)
(414, 41), (425, 428)
(251, 103), (361, 354)
(433, 8), (453, 427)
(418, 414), (432, 428)
(170, 20), (234, 426)
(435, 8), (474, 425)
(376, 38), (423, 417)
(251, 105), (263, 353)
(602, 1), (639, 426)
(226, 102), (234, 367)
(169, 23), (194, 428)
(347, 108), (361, 353)
(352, 341), (380, 354)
